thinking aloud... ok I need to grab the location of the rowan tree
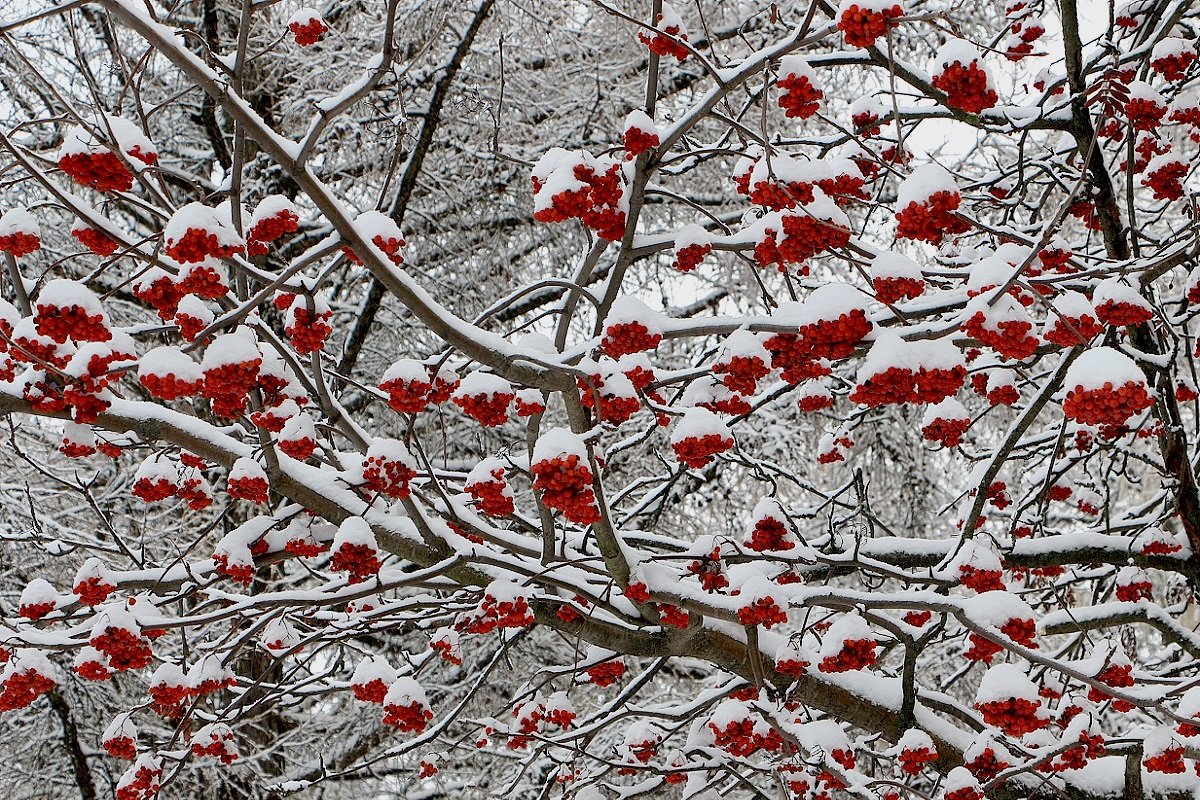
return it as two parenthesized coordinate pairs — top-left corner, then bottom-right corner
(1, 0), (1200, 799)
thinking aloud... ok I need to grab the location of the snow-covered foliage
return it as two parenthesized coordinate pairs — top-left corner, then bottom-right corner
(1, 0), (1199, 798)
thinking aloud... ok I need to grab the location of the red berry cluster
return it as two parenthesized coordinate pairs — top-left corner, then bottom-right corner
(332, 542), (381, 583)
(775, 654), (810, 677)
(427, 372), (458, 402)
(754, 213), (851, 268)
(978, 378), (1019, 407)
(697, 392), (751, 416)
(59, 151), (134, 192)
(431, 634), (462, 665)
(166, 229), (244, 264)
(283, 531), (323, 557)
(1152, 50), (1196, 82)
(1000, 616), (1036, 647)
(620, 735), (658, 764)
(898, 745), (937, 775)
(228, 474), (270, 504)
(745, 514), (794, 551)
(247, 209), (299, 255)
(74, 575), (116, 606)
(0, 229), (40, 257)
(749, 177), (812, 210)
(461, 590), (535, 635)
(1171, 101), (1200, 132)
(0, 666), (56, 711)
(179, 264), (227, 299)
(764, 333), (830, 384)
(531, 454), (600, 524)
(945, 785), (984, 800)
(174, 310), (205, 341)
(1136, 526), (1181, 553)
(658, 603), (690, 628)
(140, 370), (203, 400)
(713, 353), (769, 397)
(104, 733), (137, 760)
(18, 601), (55, 621)
(932, 61), (998, 114)
(290, 17), (328, 46)
(1087, 662), (1135, 711)
(737, 597), (788, 628)
(132, 474), (176, 502)
(975, 697), (1047, 735)
(533, 162), (628, 241)
(688, 549), (729, 592)
(1144, 159), (1188, 201)
(192, 728), (238, 764)
(1047, 731), (1106, 772)
(1124, 133), (1170, 173)
(1115, 579), (1153, 602)
(72, 226), (119, 255)
(673, 432), (734, 469)
(213, 551), (253, 587)
(819, 171), (869, 204)
(1044, 313), (1102, 347)
(452, 389), (514, 427)
(361, 453), (416, 499)
(798, 309), (871, 360)
(709, 716), (784, 757)
(1143, 745), (1186, 774)
(1068, 200), (1103, 231)
(1004, 17), (1044, 61)
(673, 242), (711, 272)
(513, 391), (546, 416)
(601, 321), (662, 357)
(202, 359), (261, 418)
(58, 436), (92, 459)
(637, 18), (688, 60)
(895, 191), (970, 244)
(857, 364), (967, 406)
(958, 565), (1005, 592)
(1095, 298), (1152, 328)
(964, 635), (1003, 663)
(358, 233), (406, 266)
(586, 660), (627, 687)
(922, 415), (970, 448)
(115, 760), (161, 800)
(91, 627), (153, 672)
(798, 388), (832, 412)
(382, 699), (433, 732)
(777, 72), (822, 119)
(873, 275), (924, 305)
(623, 125), (659, 158)
(465, 469), (514, 516)
(249, 404), (289, 432)
(352, 677), (391, 704)
(1126, 97), (1167, 131)
(1063, 381), (1154, 426)
(853, 109), (882, 137)
(964, 746), (1010, 782)
(837, 3), (903, 47)
(819, 638), (877, 672)
(624, 580), (650, 603)
(817, 435), (853, 464)
(964, 311), (1040, 360)
(148, 679), (189, 716)
(381, 376), (432, 413)
(133, 273), (181, 319)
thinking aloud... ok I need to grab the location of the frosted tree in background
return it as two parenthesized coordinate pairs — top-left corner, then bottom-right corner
(1, 0), (1200, 797)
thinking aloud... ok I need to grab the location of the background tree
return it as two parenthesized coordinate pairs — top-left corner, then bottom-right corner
(1, 0), (1200, 798)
